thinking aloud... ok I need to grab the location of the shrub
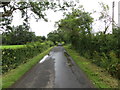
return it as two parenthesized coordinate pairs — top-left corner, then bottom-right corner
(108, 51), (119, 78)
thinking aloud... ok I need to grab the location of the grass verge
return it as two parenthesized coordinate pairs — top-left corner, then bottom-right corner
(1, 47), (53, 88)
(64, 46), (118, 88)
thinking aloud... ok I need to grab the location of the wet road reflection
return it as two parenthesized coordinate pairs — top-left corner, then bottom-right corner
(51, 46), (93, 88)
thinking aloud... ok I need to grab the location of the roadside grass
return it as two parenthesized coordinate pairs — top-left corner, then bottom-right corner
(64, 46), (118, 88)
(1, 47), (53, 88)
(0, 45), (25, 49)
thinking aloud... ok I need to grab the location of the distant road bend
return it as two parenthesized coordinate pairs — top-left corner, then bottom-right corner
(11, 46), (94, 88)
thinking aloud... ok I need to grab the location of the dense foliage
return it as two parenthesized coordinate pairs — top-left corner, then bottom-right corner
(2, 41), (54, 74)
(55, 8), (120, 79)
(2, 25), (48, 45)
(47, 30), (62, 45)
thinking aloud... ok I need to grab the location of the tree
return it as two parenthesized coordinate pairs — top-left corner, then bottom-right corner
(34, 36), (46, 42)
(57, 8), (93, 50)
(47, 30), (61, 45)
(41, 36), (46, 41)
(2, 25), (36, 45)
(0, 1), (75, 32)
(98, 2), (112, 34)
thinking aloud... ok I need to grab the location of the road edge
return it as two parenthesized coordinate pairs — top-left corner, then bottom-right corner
(64, 48), (94, 88)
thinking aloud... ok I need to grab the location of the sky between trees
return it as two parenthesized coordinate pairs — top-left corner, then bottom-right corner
(10, 0), (119, 36)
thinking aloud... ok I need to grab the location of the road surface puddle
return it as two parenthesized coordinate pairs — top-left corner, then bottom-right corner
(39, 55), (49, 63)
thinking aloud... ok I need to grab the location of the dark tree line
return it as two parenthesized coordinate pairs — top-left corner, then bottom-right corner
(2, 25), (46, 45)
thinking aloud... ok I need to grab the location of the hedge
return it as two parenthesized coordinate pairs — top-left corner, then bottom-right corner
(2, 41), (54, 73)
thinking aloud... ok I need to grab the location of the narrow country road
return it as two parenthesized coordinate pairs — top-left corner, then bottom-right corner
(11, 46), (94, 88)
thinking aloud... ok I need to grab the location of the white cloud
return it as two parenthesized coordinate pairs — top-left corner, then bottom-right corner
(79, 0), (119, 33)
(11, 10), (23, 26)
(29, 9), (63, 36)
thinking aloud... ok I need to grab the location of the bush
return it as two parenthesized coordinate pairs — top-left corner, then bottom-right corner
(2, 41), (52, 73)
(108, 51), (119, 78)
(90, 50), (119, 79)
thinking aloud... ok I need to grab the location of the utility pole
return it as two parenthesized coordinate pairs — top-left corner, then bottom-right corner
(112, 1), (115, 33)
(118, 1), (120, 27)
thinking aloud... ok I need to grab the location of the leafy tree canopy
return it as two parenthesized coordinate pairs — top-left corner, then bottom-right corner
(56, 8), (93, 46)
(0, 0), (76, 32)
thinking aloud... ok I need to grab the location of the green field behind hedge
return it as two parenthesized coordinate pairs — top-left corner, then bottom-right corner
(0, 45), (25, 49)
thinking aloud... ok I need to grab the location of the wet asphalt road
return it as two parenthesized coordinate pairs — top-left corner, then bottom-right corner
(11, 46), (94, 88)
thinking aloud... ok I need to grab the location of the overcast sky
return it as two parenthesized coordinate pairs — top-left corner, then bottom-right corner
(11, 0), (120, 36)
